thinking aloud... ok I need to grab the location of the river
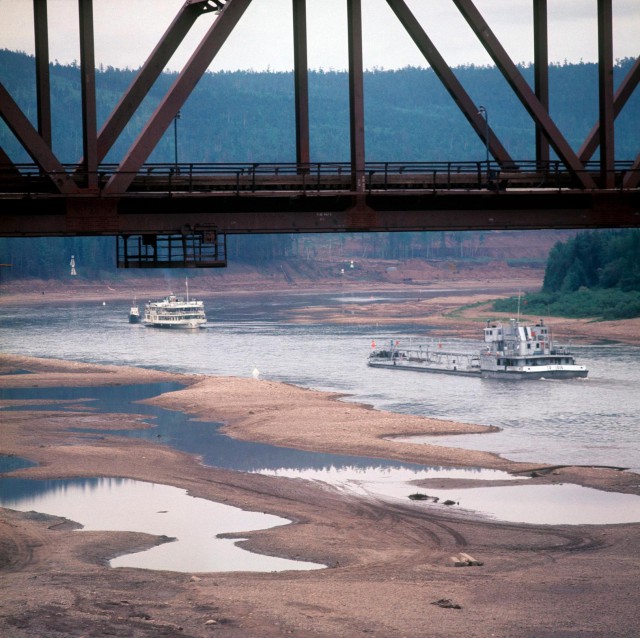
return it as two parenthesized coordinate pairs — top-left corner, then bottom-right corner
(1, 289), (638, 472)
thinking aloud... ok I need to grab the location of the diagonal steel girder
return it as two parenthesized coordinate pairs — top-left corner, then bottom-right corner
(623, 154), (640, 189)
(0, 82), (78, 193)
(579, 57), (640, 162)
(104, 0), (252, 195)
(0, 145), (20, 174)
(92, 0), (218, 166)
(386, 0), (514, 168)
(452, 0), (596, 189)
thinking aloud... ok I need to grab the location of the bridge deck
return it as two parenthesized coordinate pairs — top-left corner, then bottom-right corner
(2, 160), (637, 196)
(1, 162), (638, 237)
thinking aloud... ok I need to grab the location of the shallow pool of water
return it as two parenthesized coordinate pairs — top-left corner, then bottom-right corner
(254, 466), (640, 526)
(0, 477), (324, 573)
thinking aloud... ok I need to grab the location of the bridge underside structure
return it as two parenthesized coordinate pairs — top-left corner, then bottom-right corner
(1, 0), (639, 267)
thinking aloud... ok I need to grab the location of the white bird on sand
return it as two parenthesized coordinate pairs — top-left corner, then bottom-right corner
(252, 365), (260, 379)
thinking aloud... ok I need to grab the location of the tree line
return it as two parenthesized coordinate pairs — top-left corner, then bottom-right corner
(1, 50), (638, 163)
(494, 230), (640, 319)
(0, 231), (502, 280)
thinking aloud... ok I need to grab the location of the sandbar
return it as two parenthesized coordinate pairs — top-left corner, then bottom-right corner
(1, 353), (639, 637)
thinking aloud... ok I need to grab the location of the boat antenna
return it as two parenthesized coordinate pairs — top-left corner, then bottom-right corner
(516, 291), (521, 321)
(185, 276), (189, 302)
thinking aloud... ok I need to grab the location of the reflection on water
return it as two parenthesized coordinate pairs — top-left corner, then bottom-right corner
(0, 455), (36, 474)
(1, 383), (427, 474)
(255, 466), (640, 525)
(361, 479), (640, 525)
(0, 477), (323, 573)
(3, 382), (640, 530)
(2, 377), (640, 578)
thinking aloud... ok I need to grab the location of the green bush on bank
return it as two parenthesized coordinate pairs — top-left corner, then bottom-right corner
(493, 230), (640, 321)
(493, 288), (640, 320)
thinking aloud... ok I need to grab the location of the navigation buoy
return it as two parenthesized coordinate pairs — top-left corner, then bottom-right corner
(252, 366), (260, 379)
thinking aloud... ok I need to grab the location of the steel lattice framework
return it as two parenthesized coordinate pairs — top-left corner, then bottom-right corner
(1, 0), (639, 266)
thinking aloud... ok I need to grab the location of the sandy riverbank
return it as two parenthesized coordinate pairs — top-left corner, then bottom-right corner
(282, 283), (640, 346)
(1, 354), (639, 637)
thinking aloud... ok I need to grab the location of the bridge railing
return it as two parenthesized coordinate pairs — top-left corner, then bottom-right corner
(1, 160), (637, 196)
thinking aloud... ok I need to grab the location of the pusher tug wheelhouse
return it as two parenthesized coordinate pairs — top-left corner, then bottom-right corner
(368, 319), (588, 380)
(479, 318), (588, 379)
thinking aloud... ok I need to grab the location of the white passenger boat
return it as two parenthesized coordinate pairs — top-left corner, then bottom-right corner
(480, 318), (588, 379)
(368, 318), (588, 380)
(143, 282), (206, 329)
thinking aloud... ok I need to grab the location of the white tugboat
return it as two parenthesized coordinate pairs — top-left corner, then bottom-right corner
(143, 280), (206, 329)
(128, 298), (141, 324)
(368, 319), (588, 380)
(479, 318), (588, 379)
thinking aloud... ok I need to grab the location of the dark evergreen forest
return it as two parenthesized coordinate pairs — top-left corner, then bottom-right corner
(1, 50), (639, 292)
(493, 230), (640, 319)
(2, 50), (638, 164)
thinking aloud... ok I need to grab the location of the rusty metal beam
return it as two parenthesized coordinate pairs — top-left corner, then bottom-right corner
(0, 82), (77, 193)
(104, 0), (253, 195)
(292, 0), (310, 165)
(598, 0), (615, 187)
(533, 0), (549, 166)
(0, 145), (19, 173)
(94, 0), (216, 164)
(2, 190), (639, 236)
(78, 0), (98, 189)
(623, 154), (640, 189)
(386, 0), (514, 168)
(453, 0), (596, 189)
(579, 57), (640, 162)
(347, 0), (366, 193)
(33, 0), (51, 146)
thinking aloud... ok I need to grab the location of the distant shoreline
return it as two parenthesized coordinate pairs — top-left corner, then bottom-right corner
(2, 276), (640, 346)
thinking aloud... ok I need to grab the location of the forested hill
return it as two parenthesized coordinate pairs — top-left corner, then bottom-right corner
(1, 49), (638, 163)
(493, 230), (640, 319)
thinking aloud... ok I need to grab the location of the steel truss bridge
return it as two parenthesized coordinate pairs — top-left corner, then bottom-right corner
(1, 0), (639, 267)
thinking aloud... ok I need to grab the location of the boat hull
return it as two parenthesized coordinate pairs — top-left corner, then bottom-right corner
(143, 321), (205, 329)
(480, 368), (588, 380)
(367, 360), (481, 377)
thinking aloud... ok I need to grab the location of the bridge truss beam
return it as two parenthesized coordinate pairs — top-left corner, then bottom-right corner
(1, 0), (639, 249)
(2, 188), (638, 238)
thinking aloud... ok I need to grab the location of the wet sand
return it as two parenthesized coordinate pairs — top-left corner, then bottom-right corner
(1, 353), (639, 638)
